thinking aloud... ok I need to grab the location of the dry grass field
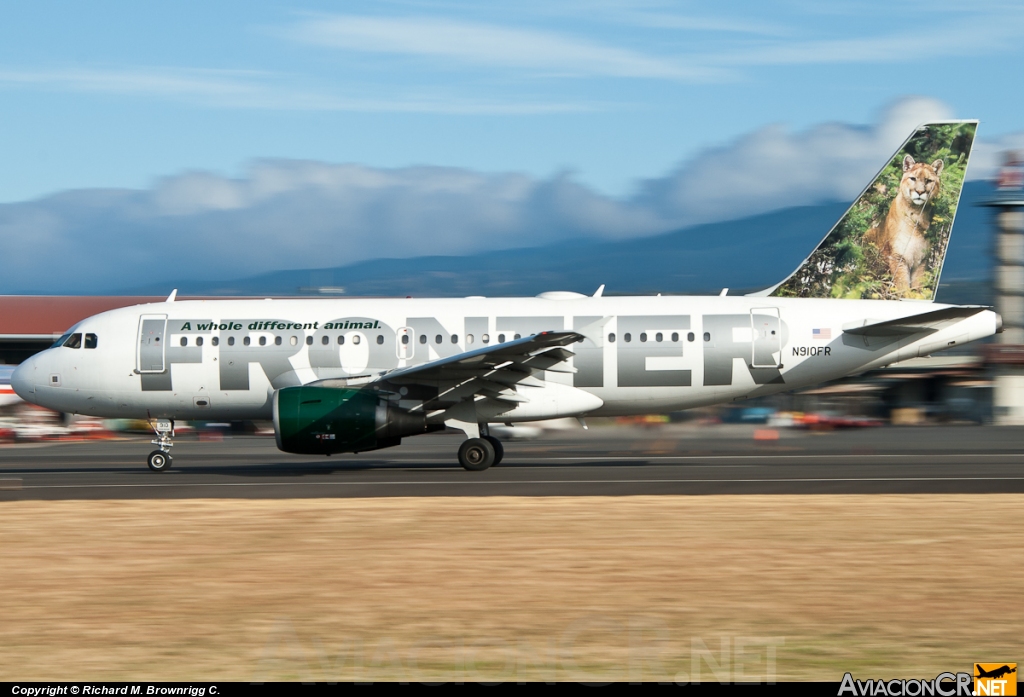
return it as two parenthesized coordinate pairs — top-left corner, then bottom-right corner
(1, 495), (1021, 682)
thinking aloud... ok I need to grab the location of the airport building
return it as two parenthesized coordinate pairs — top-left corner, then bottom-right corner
(985, 152), (1024, 424)
(0, 296), (167, 365)
(0, 296), (252, 365)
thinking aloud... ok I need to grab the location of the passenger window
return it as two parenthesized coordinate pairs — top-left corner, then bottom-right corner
(377, 335), (384, 345)
(482, 334), (490, 344)
(275, 336), (282, 346)
(514, 334), (521, 340)
(671, 332), (679, 342)
(244, 336), (251, 346)
(63, 333), (83, 349)
(419, 335), (427, 344)
(337, 335), (344, 345)
(259, 336), (267, 346)
(703, 332), (711, 342)
(212, 337), (219, 347)
(451, 335), (458, 344)
(180, 337), (188, 347)
(228, 336), (235, 346)
(656, 332), (663, 342)
(687, 332), (695, 342)
(322, 335), (329, 345)
(466, 334), (474, 344)
(640, 333), (648, 343)
(401, 334), (410, 345)
(624, 333), (632, 343)
(291, 336), (298, 346)
(196, 336), (203, 347)
(306, 336), (313, 346)
(352, 335), (361, 345)
(608, 333), (616, 343)
(435, 334), (443, 344)
(498, 334), (505, 343)
(85, 333), (98, 349)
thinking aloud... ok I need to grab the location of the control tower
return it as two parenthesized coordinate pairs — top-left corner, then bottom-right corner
(985, 152), (1024, 423)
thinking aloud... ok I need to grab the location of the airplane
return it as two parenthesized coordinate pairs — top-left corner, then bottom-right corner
(976, 665), (1016, 680)
(11, 120), (999, 472)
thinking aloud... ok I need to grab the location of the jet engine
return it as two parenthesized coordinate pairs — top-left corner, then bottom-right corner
(273, 385), (441, 455)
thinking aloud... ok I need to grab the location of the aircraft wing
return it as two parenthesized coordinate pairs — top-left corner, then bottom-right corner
(842, 306), (990, 337)
(310, 330), (584, 412)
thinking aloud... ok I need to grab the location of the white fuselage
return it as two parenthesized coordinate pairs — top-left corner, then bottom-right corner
(12, 295), (999, 421)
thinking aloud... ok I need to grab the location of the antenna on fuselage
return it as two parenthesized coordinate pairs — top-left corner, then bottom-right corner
(166, 289), (178, 303)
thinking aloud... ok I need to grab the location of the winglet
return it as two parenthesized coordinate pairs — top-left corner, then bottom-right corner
(593, 284), (605, 298)
(166, 289), (178, 303)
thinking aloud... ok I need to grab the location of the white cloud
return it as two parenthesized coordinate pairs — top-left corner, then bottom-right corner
(0, 65), (590, 114)
(0, 96), (1017, 293)
(284, 15), (731, 81)
(709, 12), (1024, 67)
(283, 8), (1024, 81)
(635, 96), (961, 225)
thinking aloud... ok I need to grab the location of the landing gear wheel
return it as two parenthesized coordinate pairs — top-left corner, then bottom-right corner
(458, 438), (496, 471)
(147, 450), (172, 472)
(483, 435), (504, 466)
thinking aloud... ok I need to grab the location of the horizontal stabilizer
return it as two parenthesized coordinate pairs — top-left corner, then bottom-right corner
(843, 306), (989, 336)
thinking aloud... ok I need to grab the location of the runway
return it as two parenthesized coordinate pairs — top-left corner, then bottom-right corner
(2, 424), (1024, 499)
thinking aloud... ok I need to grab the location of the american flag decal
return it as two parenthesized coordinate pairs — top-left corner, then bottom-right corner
(813, 328), (831, 340)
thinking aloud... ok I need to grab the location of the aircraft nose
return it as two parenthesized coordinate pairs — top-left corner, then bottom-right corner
(11, 355), (40, 400)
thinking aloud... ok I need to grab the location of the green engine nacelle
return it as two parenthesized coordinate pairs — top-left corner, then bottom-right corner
(273, 385), (439, 455)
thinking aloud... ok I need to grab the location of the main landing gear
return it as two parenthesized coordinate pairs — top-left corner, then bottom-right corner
(457, 427), (504, 471)
(147, 419), (174, 472)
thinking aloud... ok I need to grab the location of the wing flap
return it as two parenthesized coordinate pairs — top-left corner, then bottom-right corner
(377, 330), (582, 413)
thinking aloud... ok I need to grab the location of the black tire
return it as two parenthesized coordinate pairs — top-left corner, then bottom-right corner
(458, 438), (495, 471)
(147, 450), (172, 472)
(483, 435), (504, 466)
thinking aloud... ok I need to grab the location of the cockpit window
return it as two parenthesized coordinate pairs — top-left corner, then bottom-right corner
(85, 333), (98, 349)
(62, 333), (83, 349)
(51, 333), (72, 348)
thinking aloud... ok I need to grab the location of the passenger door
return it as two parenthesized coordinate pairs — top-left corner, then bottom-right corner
(750, 308), (782, 368)
(137, 314), (168, 373)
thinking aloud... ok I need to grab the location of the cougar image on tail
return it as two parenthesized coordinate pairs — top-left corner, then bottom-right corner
(863, 154), (944, 292)
(769, 120), (975, 301)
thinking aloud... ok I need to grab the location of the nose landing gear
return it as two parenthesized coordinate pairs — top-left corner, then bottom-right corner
(147, 419), (174, 472)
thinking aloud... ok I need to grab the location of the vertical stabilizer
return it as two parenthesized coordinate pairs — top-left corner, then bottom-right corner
(756, 121), (977, 301)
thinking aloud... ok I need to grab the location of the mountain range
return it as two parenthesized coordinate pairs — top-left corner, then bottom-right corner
(120, 181), (996, 304)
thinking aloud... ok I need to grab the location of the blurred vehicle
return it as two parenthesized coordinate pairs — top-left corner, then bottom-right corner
(0, 365), (22, 407)
(782, 407), (880, 429)
(721, 406), (775, 424)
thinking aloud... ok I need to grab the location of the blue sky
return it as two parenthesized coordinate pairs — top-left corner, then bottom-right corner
(2, 0), (1023, 203)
